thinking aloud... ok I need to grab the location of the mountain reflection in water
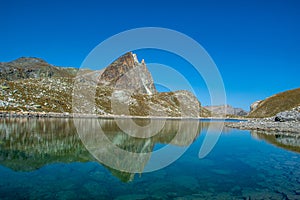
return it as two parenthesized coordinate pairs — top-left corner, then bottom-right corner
(0, 118), (300, 199)
(1, 118), (299, 183)
(0, 118), (204, 182)
(251, 130), (300, 153)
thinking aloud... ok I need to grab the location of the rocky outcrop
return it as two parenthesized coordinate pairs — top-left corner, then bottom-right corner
(99, 52), (156, 95)
(204, 104), (248, 116)
(250, 100), (262, 112)
(0, 57), (77, 80)
(275, 106), (300, 122)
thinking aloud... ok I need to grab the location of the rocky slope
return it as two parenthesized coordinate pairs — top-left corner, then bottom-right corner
(248, 88), (300, 118)
(0, 53), (210, 117)
(0, 57), (77, 80)
(204, 104), (248, 117)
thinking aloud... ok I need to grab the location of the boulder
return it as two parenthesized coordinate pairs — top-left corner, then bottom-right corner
(275, 107), (300, 122)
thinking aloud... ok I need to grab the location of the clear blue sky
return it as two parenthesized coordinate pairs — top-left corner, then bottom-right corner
(1, 0), (299, 110)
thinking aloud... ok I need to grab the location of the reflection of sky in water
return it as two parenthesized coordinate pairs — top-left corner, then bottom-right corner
(0, 118), (299, 199)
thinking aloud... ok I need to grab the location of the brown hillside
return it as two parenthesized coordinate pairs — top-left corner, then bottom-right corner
(248, 88), (300, 118)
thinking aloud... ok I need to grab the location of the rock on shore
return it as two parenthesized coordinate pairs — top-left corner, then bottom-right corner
(227, 106), (300, 134)
(275, 107), (300, 122)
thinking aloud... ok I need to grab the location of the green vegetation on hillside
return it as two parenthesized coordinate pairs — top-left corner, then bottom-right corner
(0, 78), (210, 117)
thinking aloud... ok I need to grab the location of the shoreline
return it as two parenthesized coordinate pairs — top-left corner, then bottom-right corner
(226, 118), (300, 135)
(0, 110), (244, 121)
(2, 110), (299, 134)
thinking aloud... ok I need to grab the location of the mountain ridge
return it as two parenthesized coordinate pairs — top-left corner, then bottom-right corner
(0, 57), (78, 80)
(0, 53), (210, 117)
(204, 104), (248, 117)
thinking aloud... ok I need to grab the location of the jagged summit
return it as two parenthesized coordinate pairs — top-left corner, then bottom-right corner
(99, 52), (157, 95)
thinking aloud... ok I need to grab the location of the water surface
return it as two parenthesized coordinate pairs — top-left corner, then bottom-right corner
(0, 118), (299, 199)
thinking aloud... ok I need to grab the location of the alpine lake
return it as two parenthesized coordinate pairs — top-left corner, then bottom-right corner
(0, 117), (299, 199)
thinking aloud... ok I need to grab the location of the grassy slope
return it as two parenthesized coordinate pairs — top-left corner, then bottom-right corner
(248, 88), (300, 118)
(0, 78), (211, 117)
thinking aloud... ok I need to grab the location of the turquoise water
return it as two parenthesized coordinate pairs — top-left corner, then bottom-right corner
(0, 118), (299, 199)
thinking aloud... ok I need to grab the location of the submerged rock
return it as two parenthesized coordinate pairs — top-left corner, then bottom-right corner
(115, 194), (149, 200)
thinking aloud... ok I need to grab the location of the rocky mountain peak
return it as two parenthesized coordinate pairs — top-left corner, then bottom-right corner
(11, 57), (47, 65)
(99, 52), (157, 95)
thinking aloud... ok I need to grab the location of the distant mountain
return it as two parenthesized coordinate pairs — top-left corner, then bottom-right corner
(204, 104), (248, 117)
(248, 88), (300, 118)
(0, 53), (210, 117)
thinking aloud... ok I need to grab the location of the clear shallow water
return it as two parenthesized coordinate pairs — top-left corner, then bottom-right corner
(0, 118), (299, 199)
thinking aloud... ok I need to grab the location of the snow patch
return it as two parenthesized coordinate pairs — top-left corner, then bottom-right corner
(132, 53), (139, 63)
